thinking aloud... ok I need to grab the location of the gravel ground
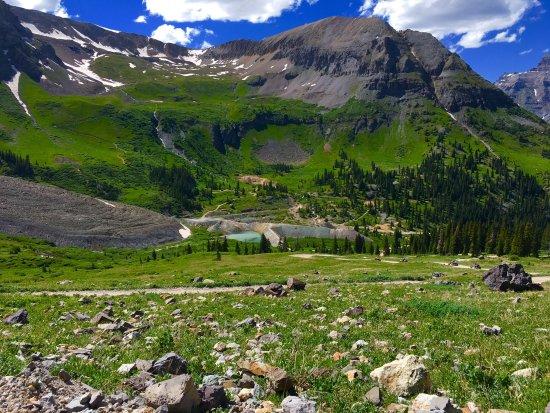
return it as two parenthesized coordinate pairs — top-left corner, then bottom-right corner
(0, 176), (184, 248)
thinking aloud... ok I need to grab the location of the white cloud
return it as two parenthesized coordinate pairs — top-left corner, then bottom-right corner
(5, 0), (69, 17)
(134, 15), (148, 24)
(519, 48), (533, 55)
(143, 0), (316, 23)
(360, 0), (540, 48)
(201, 41), (213, 49)
(151, 24), (201, 46)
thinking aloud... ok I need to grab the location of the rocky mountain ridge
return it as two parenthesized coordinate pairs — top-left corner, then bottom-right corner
(1, 3), (519, 118)
(1, 0), (194, 94)
(207, 17), (514, 112)
(496, 54), (549, 122)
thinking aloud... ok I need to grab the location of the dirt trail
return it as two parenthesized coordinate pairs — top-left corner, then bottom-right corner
(201, 203), (227, 219)
(17, 276), (550, 297)
(28, 279), (427, 297)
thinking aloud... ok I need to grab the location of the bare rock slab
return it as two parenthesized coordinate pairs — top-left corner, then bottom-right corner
(143, 375), (200, 412)
(369, 354), (430, 397)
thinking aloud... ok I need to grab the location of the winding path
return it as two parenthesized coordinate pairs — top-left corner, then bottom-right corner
(25, 277), (550, 297)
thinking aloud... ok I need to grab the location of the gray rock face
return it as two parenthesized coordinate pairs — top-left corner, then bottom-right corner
(143, 375), (200, 412)
(497, 54), (550, 122)
(150, 353), (188, 376)
(3, 308), (28, 325)
(207, 16), (513, 112)
(483, 264), (543, 292)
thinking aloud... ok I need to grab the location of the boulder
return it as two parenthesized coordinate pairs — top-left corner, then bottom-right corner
(369, 355), (430, 397)
(265, 283), (285, 297)
(199, 384), (229, 411)
(4, 309), (28, 325)
(287, 277), (306, 291)
(483, 264), (543, 292)
(480, 324), (502, 336)
(345, 306), (364, 317)
(281, 396), (316, 413)
(150, 353), (188, 375)
(410, 393), (461, 413)
(90, 311), (115, 325)
(143, 375), (200, 412)
(237, 360), (294, 393)
(267, 367), (295, 393)
(511, 367), (537, 379)
(365, 386), (381, 405)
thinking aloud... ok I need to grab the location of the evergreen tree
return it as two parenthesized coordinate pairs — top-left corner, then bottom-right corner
(259, 235), (271, 254)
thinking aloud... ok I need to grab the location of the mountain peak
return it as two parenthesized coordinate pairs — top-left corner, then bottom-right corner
(497, 54), (549, 122)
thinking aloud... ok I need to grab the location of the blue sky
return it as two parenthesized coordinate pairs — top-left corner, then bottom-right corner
(7, 0), (550, 81)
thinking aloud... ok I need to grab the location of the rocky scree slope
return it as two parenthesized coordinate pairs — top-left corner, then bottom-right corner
(497, 54), (550, 122)
(0, 175), (186, 248)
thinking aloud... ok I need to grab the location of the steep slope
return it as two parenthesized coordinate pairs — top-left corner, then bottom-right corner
(496, 54), (549, 122)
(1, 0), (200, 95)
(206, 17), (515, 114)
(0, 175), (187, 248)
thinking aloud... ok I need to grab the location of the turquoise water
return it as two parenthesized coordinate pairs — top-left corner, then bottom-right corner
(227, 231), (262, 243)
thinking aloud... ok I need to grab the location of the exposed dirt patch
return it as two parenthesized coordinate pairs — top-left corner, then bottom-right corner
(239, 175), (272, 186)
(254, 139), (310, 165)
(0, 176), (184, 248)
(54, 155), (79, 165)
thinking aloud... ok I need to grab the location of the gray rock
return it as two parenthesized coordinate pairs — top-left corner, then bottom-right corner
(281, 396), (316, 413)
(151, 352), (188, 375)
(90, 311), (115, 325)
(118, 363), (137, 375)
(66, 393), (90, 412)
(144, 375), (200, 412)
(265, 283), (285, 297)
(4, 309), (28, 325)
(199, 385), (229, 411)
(483, 264), (543, 292)
(236, 318), (257, 328)
(345, 306), (364, 317)
(365, 386), (381, 405)
(410, 393), (461, 413)
(89, 391), (104, 409)
(287, 277), (306, 291)
(480, 324), (502, 335)
(369, 354), (430, 397)
(124, 371), (155, 392)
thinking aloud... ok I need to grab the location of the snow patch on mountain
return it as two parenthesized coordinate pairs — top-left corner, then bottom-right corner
(64, 57), (124, 88)
(5, 70), (31, 117)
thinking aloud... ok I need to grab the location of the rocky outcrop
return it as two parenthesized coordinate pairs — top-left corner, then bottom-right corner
(483, 264), (543, 292)
(207, 16), (514, 113)
(497, 54), (549, 122)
